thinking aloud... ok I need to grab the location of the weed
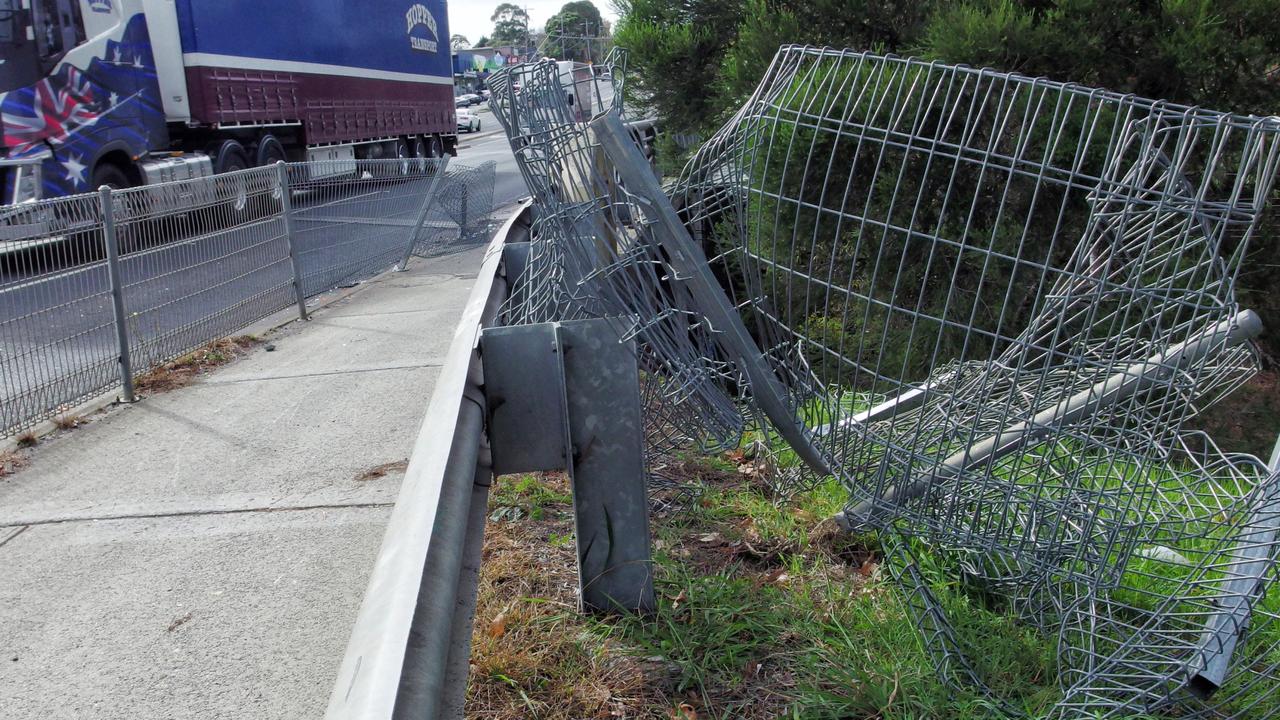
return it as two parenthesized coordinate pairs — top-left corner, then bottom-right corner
(355, 459), (408, 482)
(52, 414), (83, 430)
(489, 473), (573, 522)
(0, 451), (29, 479)
(134, 335), (260, 394)
(14, 432), (36, 448)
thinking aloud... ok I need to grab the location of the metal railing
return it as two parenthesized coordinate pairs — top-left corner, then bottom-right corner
(0, 157), (496, 439)
(325, 200), (532, 720)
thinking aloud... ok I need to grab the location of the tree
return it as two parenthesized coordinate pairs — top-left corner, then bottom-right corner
(490, 3), (529, 46)
(617, 0), (1280, 451)
(475, 35), (490, 48)
(544, 1), (607, 61)
(450, 34), (471, 51)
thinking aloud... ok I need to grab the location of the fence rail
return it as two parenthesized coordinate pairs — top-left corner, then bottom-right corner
(0, 157), (495, 439)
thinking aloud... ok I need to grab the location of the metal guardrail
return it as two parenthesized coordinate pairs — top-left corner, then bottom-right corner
(0, 158), (497, 439)
(325, 200), (532, 720)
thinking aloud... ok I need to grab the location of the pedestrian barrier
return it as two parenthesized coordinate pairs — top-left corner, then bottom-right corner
(0, 157), (496, 439)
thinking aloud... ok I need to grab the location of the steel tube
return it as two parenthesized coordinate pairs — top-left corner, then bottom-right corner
(840, 310), (1265, 530)
(399, 157), (450, 271)
(1187, 434), (1280, 697)
(99, 185), (136, 404)
(590, 111), (832, 477)
(275, 161), (309, 321)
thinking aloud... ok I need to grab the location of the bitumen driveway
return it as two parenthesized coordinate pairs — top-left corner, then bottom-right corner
(0, 240), (491, 719)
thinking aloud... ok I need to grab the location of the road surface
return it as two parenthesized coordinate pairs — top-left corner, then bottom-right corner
(1, 133), (525, 437)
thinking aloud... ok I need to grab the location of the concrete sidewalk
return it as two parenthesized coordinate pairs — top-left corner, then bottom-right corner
(0, 243), (490, 719)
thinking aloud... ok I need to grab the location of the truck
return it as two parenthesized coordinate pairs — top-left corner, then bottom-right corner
(0, 0), (457, 204)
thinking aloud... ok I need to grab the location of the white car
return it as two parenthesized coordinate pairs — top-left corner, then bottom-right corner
(456, 108), (481, 133)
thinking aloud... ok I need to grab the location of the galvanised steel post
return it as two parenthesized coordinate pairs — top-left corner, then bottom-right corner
(399, 156), (449, 271)
(275, 161), (309, 320)
(99, 185), (136, 404)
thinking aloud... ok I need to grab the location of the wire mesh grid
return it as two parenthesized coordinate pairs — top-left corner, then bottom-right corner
(0, 192), (120, 436)
(0, 155), (464, 439)
(289, 158), (448, 295)
(114, 165), (296, 371)
(489, 50), (748, 461)
(493, 42), (1280, 717)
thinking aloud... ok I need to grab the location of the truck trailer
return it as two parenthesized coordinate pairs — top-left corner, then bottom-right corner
(0, 0), (456, 203)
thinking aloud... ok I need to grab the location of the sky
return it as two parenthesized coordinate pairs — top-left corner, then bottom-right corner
(447, 1), (619, 48)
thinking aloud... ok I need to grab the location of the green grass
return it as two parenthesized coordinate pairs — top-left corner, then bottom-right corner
(490, 473), (575, 521)
(473, 444), (1280, 718)
(591, 456), (1059, 719)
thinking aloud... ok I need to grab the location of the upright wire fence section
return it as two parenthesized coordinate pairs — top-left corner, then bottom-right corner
(0, 156), (497, 439)
(492, 44), (1280, 718)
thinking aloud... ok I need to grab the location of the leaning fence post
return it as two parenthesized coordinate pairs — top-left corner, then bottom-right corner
(459, 180), (470, 239)
(100, 185), (136, 404)
(399, 155), (450, 271)
(275, 161), (309, 321)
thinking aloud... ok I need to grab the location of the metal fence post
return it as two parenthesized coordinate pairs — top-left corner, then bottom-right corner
(459, 180), (470, 239)
(275, 161), (309, 321)
(399, 156), (450, 271)
(100, 185), (136, 404)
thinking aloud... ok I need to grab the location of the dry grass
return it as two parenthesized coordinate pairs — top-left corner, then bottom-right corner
(468, 473), (677, 719)
(52, 414), (84, 430)
(355, 459), (409, 482)
(0, 450), (29, 479)
(14, 432), (37, 448)
(134, 336), (260, 394)
(466, 457), (1049, 720)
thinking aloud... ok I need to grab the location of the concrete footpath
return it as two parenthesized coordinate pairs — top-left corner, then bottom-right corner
(0, 242), (491, 719)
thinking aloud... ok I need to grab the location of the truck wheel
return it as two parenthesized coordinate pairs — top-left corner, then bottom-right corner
(426, 135), (444, 159)
(411, 137), (428, 173)
(255, 135), (287, 167)
(252, 135), (289, 210)
(89, 162), (155, 252)
(91, 162), (130, 190)
(393, 139), (410, 176)
(212, 140), (250, 212)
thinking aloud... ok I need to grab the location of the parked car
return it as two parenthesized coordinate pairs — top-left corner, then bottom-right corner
(457, 93), (483, 106)
(457, 108), (481, 133)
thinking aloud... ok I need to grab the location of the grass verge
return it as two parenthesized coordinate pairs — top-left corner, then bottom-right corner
(466, 457), (1057, 719)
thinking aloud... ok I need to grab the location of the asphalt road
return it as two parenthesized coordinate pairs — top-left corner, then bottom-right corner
(1, 132), (526, 436)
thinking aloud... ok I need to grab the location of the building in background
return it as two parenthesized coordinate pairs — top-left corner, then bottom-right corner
(452, 46), (536, 93)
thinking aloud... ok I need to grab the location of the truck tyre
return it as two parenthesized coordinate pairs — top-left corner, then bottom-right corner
(211, 140), (251, 215)
(411, 137), (428, 173)
(91, 162), (130, 190)
(213, 139), (249, 174)
(89, 162), (154, 252)
(426, 134), (444, 159)
(393, 138), (410, 176)
(255, 135), (287, 167)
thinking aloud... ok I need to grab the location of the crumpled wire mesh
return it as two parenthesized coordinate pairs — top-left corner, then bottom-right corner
(670, 46), (1280, 718)
(488, 51), (747, 463)
(492, 41), (1280, 717)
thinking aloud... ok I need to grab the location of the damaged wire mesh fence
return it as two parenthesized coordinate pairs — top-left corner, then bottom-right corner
(490, 44), (1280, 718)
